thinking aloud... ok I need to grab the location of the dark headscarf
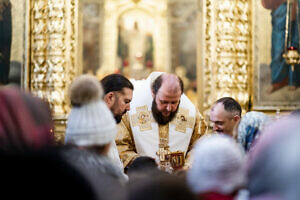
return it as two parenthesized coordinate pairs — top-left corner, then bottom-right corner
(0, 86), (54, 151)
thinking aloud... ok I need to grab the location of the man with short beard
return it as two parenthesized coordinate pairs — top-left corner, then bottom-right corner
(101, 73), (134, 170)
(117, 72), (207, 172)
(101, 74), (134, 123)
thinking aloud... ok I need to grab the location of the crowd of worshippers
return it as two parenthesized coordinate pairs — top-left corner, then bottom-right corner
(0, 72), (300, 200)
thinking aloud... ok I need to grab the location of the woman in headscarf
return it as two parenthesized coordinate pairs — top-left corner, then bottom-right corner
(236, 111), (271, 152)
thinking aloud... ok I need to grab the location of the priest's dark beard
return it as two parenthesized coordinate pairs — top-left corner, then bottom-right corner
(151, 99), (179, 125)
(114, 109), (128, 124)
(114, 115), (122, 124)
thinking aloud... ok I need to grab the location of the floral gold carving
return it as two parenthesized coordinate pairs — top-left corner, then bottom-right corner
(201, 0), (251, 115)
(30, 0), (77, 142)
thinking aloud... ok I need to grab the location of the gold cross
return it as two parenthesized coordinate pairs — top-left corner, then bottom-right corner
(171, 108), (194, 133)
(131, 105), (154, 131)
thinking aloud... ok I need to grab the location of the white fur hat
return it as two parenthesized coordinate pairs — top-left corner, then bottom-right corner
(65, 75), (117, 146)
(187, 134), (246, 195)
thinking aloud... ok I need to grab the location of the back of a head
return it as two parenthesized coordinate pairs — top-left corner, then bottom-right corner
(0, 86), (54, 151)
(187, 134), (246, 195)
(247, 117), (300, 200)
(126, 156), (158, 175)
(237, 111), (271, 151)
(101, 73), (133, 94)
(65, 75), (117, 147)
(129, 173), (197, 200)
(215, 97), (242, 117)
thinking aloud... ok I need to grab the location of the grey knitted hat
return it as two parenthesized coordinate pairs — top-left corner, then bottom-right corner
(187, 134), (246, 195)
(65, 75), (117, 146)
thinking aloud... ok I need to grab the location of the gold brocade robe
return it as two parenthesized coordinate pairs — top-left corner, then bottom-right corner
(116, 110), (207, 168)
(116, 72), (207, 169)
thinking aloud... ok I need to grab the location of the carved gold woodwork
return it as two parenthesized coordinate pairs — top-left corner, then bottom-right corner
(29, 0), (77, 143)
(27, 0), (253, 142)
(198, 0), (252, 116)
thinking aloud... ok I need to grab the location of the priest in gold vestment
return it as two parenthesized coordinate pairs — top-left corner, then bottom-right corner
(116, 72), (207, 172)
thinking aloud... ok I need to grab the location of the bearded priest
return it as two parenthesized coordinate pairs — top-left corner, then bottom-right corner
(116, 72), (207, 172)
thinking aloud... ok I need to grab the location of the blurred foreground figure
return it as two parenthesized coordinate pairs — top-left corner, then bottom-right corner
(0, 86), (54, 151)
(126, 156), (158, 176)
(0, 87), (98, 199)
(0, 149), (98, 200)
(187, 134), (246, 200)
(129, 173), (197, 200)
(247, 116), (300, 200)
(64, 75), (127, 200)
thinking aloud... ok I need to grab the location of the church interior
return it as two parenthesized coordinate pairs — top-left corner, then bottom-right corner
(0, 0), (300, 198)
(1, 0), (300, 136)
(3, 0), (298, 139)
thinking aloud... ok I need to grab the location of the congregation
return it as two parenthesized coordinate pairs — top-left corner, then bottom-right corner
(0, 72), (299, 200)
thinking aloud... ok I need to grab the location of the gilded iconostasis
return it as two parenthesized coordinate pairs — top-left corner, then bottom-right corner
(1, 0), (300, 140)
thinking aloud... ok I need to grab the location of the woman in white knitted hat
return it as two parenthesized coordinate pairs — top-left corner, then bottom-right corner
(63, 75), (127, 200)
(187, 134), (247, 200)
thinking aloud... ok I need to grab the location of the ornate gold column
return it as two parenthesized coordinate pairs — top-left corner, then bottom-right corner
(29, 0), (77, 142)
(198, 0), (252, 115)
